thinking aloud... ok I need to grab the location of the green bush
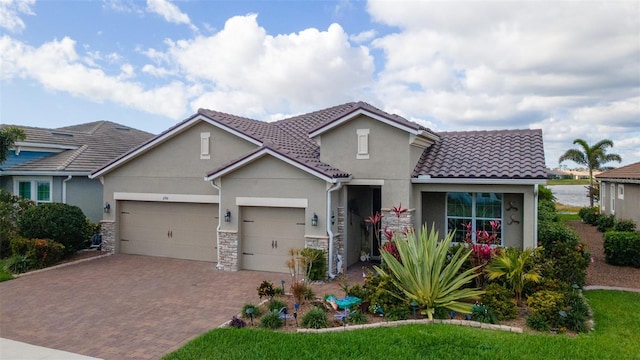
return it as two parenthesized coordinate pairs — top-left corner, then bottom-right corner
(9, 237), (65, 271)
(300, 248), (326, 281)
(267, 299), (287, 313)
(537, 219), (590, 287)
(363, 273), (405, 315)
(538, 186), (556, 202)
(259, 311), (284, 329)
(562, 289), (590, 333)
(4, 254), (30, 273)
(301, 307), (328, 329)
(347, 310), (368, 324)
(538, 200), (560, 223)
(0, 190), (34, 258)
(471, 303), (498, 324)
(526, 314), (551, 332)
(538, 221), (579, 248)
(482, 283), (517, 320)
(527, 290), (565, 330)
(385, 305), (411, 321)
(578, 207), (599, 225)
(613, 219), (637, 232)
(603, 231), (640, 268)
(18, 203), (91, 256)
(596, 214), (616, 233)
(240, 303), (263, 319)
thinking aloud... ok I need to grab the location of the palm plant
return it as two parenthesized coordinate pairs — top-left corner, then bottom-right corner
(374, 225), (484, 320)
(558, 138), (622, 207)
(485, 247), (541, 304)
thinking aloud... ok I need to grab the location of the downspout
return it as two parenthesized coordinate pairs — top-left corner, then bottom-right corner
(533, 184), (539, 248)
(326, 181), (344, 279)
(62, 175), (72, 203)
(210, 180), (224, 269)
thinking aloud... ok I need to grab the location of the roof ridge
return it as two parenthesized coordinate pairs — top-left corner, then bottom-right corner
(56, 144), (88, 170)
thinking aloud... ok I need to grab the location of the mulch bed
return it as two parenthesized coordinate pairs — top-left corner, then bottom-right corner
(566, 220), (640, 288)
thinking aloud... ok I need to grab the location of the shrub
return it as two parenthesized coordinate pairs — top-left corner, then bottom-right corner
(267, 299), (287, 313)
(613, 219), (637, 232)
(537, 219), (590, 287)
(18, 203), (91, 256)
(538, 186), (555, 202)
(481, 283), (517, 320)
(538, 200), (559, 223)
(385, 305), (411, 321)
(229, 316), (246, 328)
(596, 214), (616, 233)
(300, 248), (326, 281)
(259, 311), (284, 329)
(578, 207), (599, 225)
(241, 303), (262, 319)
(485, 247), (542, 304)
(301, 307), (328, 329)
(345, 283), (366, 299)
(527, 290), (565, 330)
(471, 303), (498, 324)
(538, 221), (579, 249)
(603, 231), (640, 268)
(9, 237), (65, 270)
(347, 310), (368, 324)
(257, 280), (275, 299)
(4, 255), (30, 274)
(526, 314), (551, 332)
(0, 190), (34, 258)
(562, 289), (590, 333)
(363, 273), (405, 315)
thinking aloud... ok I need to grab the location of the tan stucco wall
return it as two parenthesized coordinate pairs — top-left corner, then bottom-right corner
(600, 181), (640, 226)
(413, 183), (537, 249)
(101, 121), (258, 221)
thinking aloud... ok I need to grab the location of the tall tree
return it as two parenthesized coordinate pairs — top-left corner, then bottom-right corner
(558, 138), (622, 207)
(0, 126), (26, 165)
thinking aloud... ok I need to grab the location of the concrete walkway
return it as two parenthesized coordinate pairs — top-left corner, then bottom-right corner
(0, 338), (101, 359)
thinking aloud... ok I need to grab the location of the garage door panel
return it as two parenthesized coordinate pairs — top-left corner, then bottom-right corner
(242, 207), (305, 273)
(119, 201), (217, 262)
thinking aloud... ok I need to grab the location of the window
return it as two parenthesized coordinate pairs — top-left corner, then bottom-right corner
(14, 178), (51, 204)
(200, 132), (211, 159)
(618, 184), (624, 200)
(446, 192), (503, 245)
(356, 129), (369, 159)
(610, 183), (615, 214)
(600, 183), (606, 211)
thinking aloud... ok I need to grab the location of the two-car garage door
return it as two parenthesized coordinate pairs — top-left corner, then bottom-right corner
(119, 201), (218, 262)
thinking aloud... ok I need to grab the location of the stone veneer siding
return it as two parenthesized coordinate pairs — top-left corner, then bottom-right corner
(380, 208), (415, 241)
(218, 230), (238, 271)
(99, 220), (115, 253)
(304, 236), (329, 277)
(335, 206), (345, 274)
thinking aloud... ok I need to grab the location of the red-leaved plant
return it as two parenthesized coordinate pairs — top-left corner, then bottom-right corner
(464, 220), (501, 287)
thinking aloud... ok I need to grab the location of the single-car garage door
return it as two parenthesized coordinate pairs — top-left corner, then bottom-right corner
(241, 207), (305, 273)
(119, 201), (218, 262)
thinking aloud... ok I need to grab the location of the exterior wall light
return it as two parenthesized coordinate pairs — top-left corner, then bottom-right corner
(225, 209), (231, 222)
(103, 202), (110, 213)
(311, 213), (318, 226)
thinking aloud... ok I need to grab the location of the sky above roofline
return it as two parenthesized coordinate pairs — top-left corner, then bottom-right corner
(1, 0), (638, 168)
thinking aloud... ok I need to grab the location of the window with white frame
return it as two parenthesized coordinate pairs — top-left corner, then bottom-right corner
(200, 132), (211, 159)
(14, 177), (52, 204)
(446, 192), (503, 245)
(356, 129), (369, 159)
(618, 184), (624, 200)
(601, 183), (606, 211)
(610, 183), (615, 214)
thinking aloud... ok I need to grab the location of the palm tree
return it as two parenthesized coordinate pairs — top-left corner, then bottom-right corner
(485, 247), (541, 305)
(0, 126), (26, 165)
(558, 139), (622, 207)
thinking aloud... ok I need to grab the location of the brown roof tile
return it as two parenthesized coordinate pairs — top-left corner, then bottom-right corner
(413, 129), (547, 179)
(596, 162), (640, 180)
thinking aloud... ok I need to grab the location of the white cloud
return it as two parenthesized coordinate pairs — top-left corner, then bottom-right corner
(350, 29), (376, 44)
(0, 35), (191, 118)
(0, 0), (34, 33)
(164, 14), (374, 117)
(146, 0), (197, 31)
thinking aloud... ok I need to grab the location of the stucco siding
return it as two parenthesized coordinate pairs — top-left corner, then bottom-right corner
(318, 115), (412, 186)
(601, 181), (640, 226)
(221, 155), (328, 238)
(65, 177), (104, 222)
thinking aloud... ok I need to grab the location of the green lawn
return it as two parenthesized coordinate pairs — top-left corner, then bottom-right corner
(547, 179), (590, 185)
(164, 290), (640, 360)
(0, 259), (13, 282)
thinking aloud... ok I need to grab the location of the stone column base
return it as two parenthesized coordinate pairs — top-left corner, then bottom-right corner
(99, 220), (115, 253)
(218, 230), (239, 271)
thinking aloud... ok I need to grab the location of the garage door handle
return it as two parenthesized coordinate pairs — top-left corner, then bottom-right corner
(243, 252), (254, 255)
(271, 240), (274, 248)
(275, 240), (278, 248)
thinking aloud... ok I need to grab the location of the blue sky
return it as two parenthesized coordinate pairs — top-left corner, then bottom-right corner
(1, 0), (639, 167)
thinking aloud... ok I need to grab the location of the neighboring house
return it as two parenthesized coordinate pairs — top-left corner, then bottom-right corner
(90, 102), (547, 275)
(596, 162), (640, 226)
(0, 122), (154, 222)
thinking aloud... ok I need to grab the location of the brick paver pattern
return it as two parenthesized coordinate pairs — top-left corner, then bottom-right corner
(0, 254), (292, 360)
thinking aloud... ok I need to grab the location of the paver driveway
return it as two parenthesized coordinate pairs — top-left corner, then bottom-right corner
(0, 254), (287, 360)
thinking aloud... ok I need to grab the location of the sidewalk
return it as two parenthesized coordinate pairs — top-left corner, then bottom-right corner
(0, 338), (102, 360)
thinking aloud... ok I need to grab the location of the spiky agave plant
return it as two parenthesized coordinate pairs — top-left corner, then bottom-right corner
(374, 225), (484, 319)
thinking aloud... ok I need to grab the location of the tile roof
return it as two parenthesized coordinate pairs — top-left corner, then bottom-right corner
(595, 162), (640, 180)
(1, 121), (153, 173)
(413, 129), (547, 179)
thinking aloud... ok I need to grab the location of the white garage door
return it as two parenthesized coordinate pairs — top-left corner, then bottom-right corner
(119, 201), (218, 262)
(241, 207), (305, 273)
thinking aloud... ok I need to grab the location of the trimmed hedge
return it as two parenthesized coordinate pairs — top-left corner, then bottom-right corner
(603, 231), (640, 268)
(18, 203), (92, 256)
(578, 207), (599, 225)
